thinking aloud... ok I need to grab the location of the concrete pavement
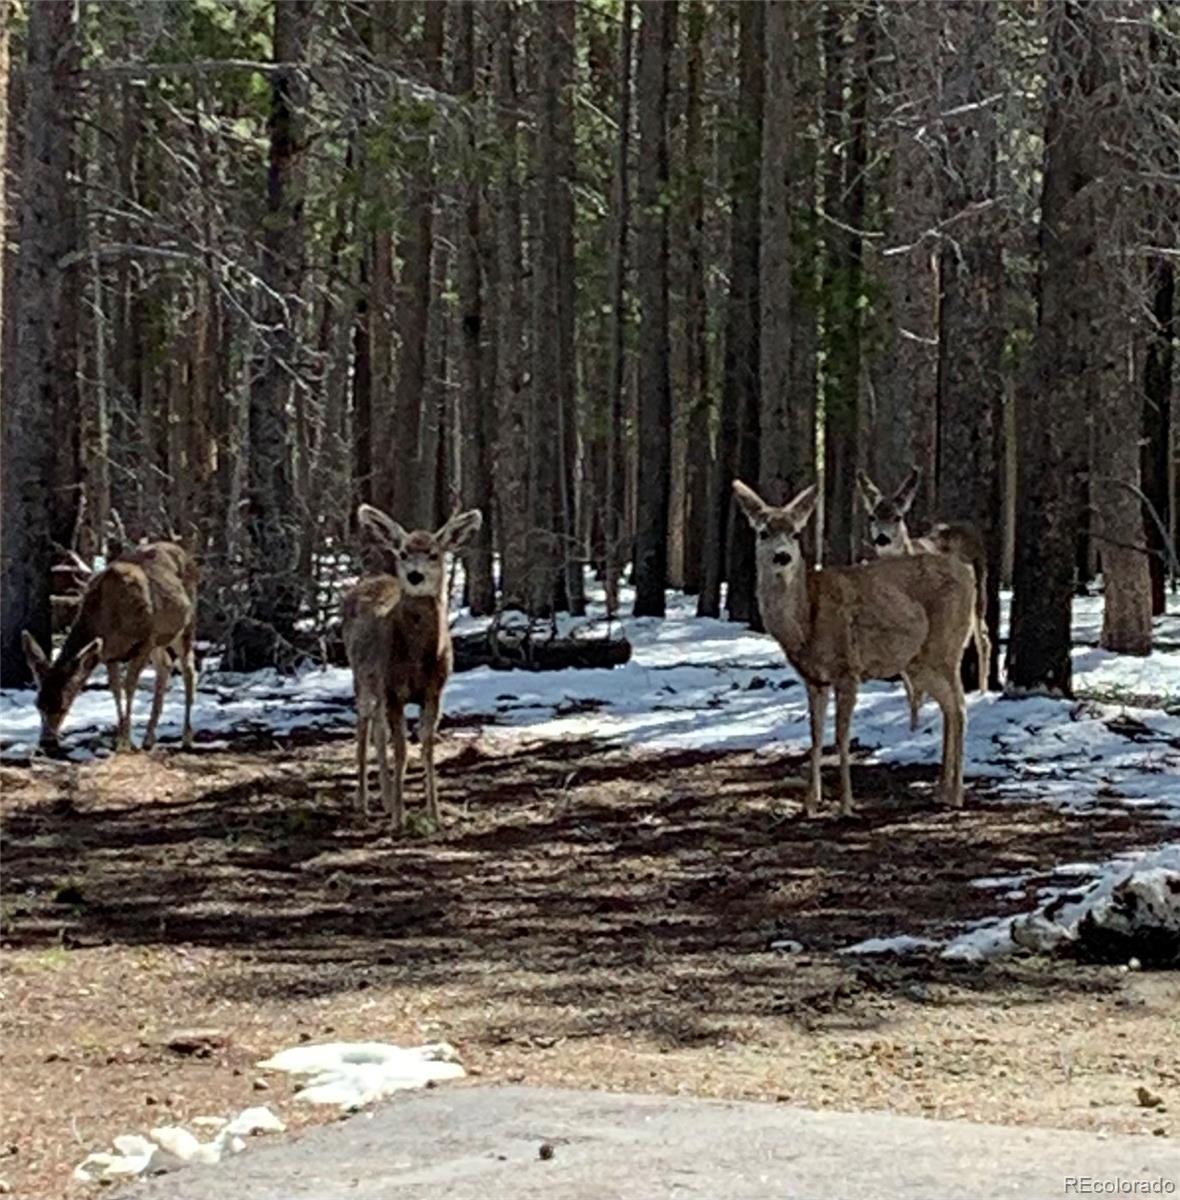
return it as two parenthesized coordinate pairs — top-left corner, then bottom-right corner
(137, 1085), (1180, 1199)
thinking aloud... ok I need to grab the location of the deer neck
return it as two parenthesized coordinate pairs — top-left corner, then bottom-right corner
(756, 563), (814, 655)
(399, 591), (448, 651)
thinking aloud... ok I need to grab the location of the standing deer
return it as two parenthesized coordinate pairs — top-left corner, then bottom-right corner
(733, 479), (975, 815)
(22, 542), (198, 752)
(342, 502), (483, 833)
(856, 466), (992, 728)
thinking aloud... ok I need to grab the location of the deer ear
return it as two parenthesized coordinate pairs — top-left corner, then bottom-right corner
(357, 504), (408, 552)
(437, 509), (483, 552)
(783, 484), (819, 532)
(732, 480), (771, 529)
(22, 631), (50, 681)
(856, 470), (882, 513)
(76, 637), (104, 676)
(894, 466), (921, 515)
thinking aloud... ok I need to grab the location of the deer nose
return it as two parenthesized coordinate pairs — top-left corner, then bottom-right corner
(772, 550), (792, 567)
(406, 570), (425, 586)
(873, 534), (890, 547)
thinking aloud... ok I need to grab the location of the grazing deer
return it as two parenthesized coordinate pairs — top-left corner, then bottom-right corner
(856, 466), (992, 728)
(342, 503), (483, 833)
(22, 542), (198, 753)
(733, 480), (975, 815)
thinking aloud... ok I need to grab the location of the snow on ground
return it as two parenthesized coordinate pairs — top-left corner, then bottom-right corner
(4, 583), (1178, 962)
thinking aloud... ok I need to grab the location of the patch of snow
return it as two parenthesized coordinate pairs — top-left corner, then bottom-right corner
(257, 1041), (465, 1110)
(838, 934), (939, 956)
(73, 1105), (284, 1185)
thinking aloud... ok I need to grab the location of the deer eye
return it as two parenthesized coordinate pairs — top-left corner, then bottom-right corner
(400, 550), (409, 560)
(758, 529), (771, 541)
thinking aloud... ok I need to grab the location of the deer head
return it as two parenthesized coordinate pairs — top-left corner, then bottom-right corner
(856, 466), (920, 557)
(732, 481), (819, 580)
(357, 504), (483, 599)
(22, 630), (104, 749)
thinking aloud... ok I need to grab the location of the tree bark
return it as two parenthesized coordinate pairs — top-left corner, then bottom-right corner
(680, 1), (708, 593)
(722, 1), (764, 625)
(453, 0), (495, 614)
(1009, 2), (1141, 691)
(492, 0), (529, 610)
(1142, 259), (1174, 616)
(633, 0), (676, 617)
(937, 0), (1005, 687)
(231, 0), (312, 670)
(604, 0), (634, 616)
(871, 0), (940, 529)
(1, 0), (80, 686)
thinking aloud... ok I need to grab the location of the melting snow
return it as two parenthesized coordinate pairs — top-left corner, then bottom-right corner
(257, 1041), (465, 1110)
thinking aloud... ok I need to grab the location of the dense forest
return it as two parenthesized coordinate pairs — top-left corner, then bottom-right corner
(1, 0), (1177, 688)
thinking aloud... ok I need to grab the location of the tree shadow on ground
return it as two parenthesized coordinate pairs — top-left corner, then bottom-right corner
(1, 729), (1172, 1046)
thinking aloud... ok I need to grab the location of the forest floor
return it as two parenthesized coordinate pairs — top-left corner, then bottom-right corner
(2, 729), (1179, 1200)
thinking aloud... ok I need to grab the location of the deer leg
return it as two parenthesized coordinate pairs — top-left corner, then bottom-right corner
(119, 650), (150, 752)
(355, 708), (371, 815)
(373, 707), (393, 819)
(389, 702), (407, 835)
(421, 693), (441, 828)
(108, 662), (126, 742)
(805, 684), (829, 817)
(901, 673), (924, 732)
(975, 619), (992, 694)
(924, 673), (966, 808)
(180, 629), (196, 748)
(142, 648), (172, 750)
(835, 681), (858, 816)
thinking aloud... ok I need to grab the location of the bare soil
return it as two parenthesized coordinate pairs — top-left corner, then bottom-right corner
(2, 727), (1178, 1199)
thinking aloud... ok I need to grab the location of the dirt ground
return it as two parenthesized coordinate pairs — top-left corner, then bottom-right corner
(2, 725), (1178, 1199)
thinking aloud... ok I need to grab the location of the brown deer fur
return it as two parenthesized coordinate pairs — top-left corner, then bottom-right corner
(342, 503), (482, 832)
(22, 542), (198, 752)
(857, 466), (992, 727)
(734, 480), (974, 815)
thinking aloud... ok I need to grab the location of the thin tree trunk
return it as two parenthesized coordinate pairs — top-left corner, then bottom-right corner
(678, 2), (709, 593)
(937, 0), (1004, 687)
(633, 0), (676, 617)
(493, 0), (529, 610)
(604, 0), (634, 616)
(1, 0), (80, 685)
(1142, 259), (1174, 616)
(453, 0), (495, 613)
(870, 0), (940, 529)
(722, 1), (764, 625)
(230, 0), (312, 670)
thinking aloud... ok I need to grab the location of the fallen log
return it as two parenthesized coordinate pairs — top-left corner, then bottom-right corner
(315, 623), (631, 673)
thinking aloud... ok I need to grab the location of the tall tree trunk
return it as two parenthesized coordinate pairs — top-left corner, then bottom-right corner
(821, 3), (868, 566)
(633, 0), (676, 617)
(680, 1), (708, 593)
(453, 0), (495, 614)
(380, 1), (443, 530)
(493, 0), (529, 610)
(230, 0), (312, 670)
(604, 0), (634, 616)
(937, 0), (1005, 687)
(722, 1), (764, 624)
(1142, 259), (1174, 616)
(786, 2), (820, 532)
(1, 0), (80, 684)
(1009, 2), (1134, 692)
(870, 0), (940, 529)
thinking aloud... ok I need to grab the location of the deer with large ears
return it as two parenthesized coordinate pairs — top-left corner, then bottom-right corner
(22, 542), (198, 753)
(733, 479), (975, 815)
(342, 502), (483, 833)
(856, 466), (992, 728)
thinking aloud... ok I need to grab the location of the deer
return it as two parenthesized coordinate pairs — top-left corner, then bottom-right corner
(855, 467), (992, 730)
(733, 479), (975, 816)
(22, 542), (199, 753)
(341, 502), (483, 833)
